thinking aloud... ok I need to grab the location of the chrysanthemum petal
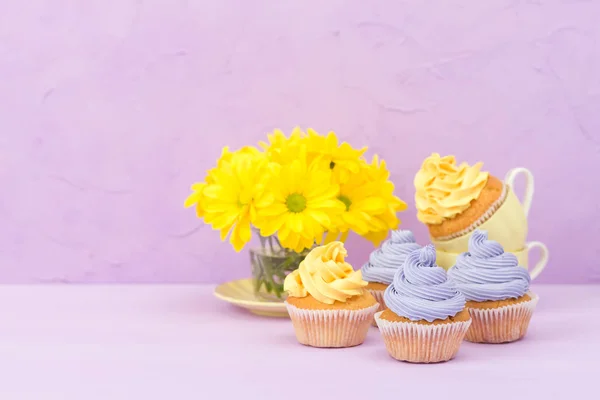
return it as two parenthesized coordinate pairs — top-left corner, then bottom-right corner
(259, 203), (287, 217)
(278, 223), (291, 241)
(304, 210), (331, 228)
(362, 229), (388, 247)
(323, 230), (340, 244)
(288, 214), (303, 233)
(220, 226), (230, 241)
(280, 231), (300, 251)
(230, 215), (252, 252)
(309, 199), (344, 211)
(209, 211), (239, 231)
(342, 211), (371, 234)
(184, 192), (202, 208)
(306, 183), (339, 201)
(339, 231), (350, 242)
(254, 192), (274, 208)
(353, 197), (387, 213)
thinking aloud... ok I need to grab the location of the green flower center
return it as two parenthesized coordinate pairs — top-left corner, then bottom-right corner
(329, 161), (336, 169)
(338, 195), (352, 211)
(286, 193), (307, 213)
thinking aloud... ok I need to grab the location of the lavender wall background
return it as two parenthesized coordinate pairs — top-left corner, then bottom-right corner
(1, 0), (599, 284)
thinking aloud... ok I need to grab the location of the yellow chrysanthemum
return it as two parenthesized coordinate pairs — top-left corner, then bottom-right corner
(185, 145), (263, 218)
(259, 127), (306, 165)
(332, 169), (387, 234)
(360, 155), (408, 246)
(185, 149), (273, 252)
(305, 128), (367, 184)
(324, 155), (408, 247)
(255, 155), (344, 252)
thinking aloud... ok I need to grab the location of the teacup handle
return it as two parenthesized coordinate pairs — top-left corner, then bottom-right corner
(526, 241), (549, 280)
(505, 167), (534, 217)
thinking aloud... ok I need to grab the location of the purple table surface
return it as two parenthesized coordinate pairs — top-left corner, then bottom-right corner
(0, 284), (597, 399)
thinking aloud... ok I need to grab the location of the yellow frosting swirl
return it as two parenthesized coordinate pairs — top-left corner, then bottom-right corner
(414, 153), (489, 225)
(284, 241), (367, 304)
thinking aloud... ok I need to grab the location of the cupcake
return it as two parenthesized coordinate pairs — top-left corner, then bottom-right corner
(361, 230), (421, 312)
(414, 153), (505, 241)
(448, 230), (538, 343)
(375, 245), (471, 363)
(283, 241), (379, 348)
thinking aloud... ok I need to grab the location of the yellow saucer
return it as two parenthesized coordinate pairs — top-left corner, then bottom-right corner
(214, 278), (289, 317)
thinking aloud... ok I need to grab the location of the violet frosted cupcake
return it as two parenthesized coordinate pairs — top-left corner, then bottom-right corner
(375, 245), (471, 363)
(448, 230), (538, 344)
(361, 230), (421, 313)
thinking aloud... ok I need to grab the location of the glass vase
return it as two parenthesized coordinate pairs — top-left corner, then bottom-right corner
(250, 234), (309, 302)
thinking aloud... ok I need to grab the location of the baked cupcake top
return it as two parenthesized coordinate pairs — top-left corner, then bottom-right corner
(383, 245), (466, 322)
(361, 230), (421, 285)
(284, 241), (367, 304)
(449, 230), (531, 302)
(414, 153), (489, 225)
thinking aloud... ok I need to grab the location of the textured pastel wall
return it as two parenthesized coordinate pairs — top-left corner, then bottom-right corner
(1, 0), (599, 284)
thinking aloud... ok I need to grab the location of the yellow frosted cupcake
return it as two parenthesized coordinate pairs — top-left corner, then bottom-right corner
(374, 245), (471, 363)
(414, 153), (505, 241)
(448, 230), (538, 343)
(284, 241), (379, 348)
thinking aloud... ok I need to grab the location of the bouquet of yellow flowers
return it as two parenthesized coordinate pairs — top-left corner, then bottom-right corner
(185, 127), (407, 298)
(185, 127), (407, 252)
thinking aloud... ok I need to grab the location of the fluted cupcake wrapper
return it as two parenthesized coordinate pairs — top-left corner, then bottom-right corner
(375, 311), (471, 363)
(465, 292), (538, 344)
(366, 289), (386, 326)
(285, 302), (380, 348)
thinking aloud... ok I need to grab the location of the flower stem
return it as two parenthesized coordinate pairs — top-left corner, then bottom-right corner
(250, 229), (314, 300)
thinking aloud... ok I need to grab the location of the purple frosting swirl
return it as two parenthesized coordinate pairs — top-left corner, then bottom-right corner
(448, 230), (531, 302)
(384, 245), (466, 322)
(361, 230), (421, 284)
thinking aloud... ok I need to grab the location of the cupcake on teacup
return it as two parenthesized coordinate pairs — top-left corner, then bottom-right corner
(361, 230), (421, 312)
(414, 153), (506, 241)
(448, 230), (538, 344)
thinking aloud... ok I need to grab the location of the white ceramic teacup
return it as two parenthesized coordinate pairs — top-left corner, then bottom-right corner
(436, 241), (549, 280)
(432, 167), (535, 256)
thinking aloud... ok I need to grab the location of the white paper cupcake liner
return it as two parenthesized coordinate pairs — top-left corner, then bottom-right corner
(366, 289), (386, 326)
(375, 311), (472, 363)
(285, 302), (380, 348)
(465, 292), (539, 343)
